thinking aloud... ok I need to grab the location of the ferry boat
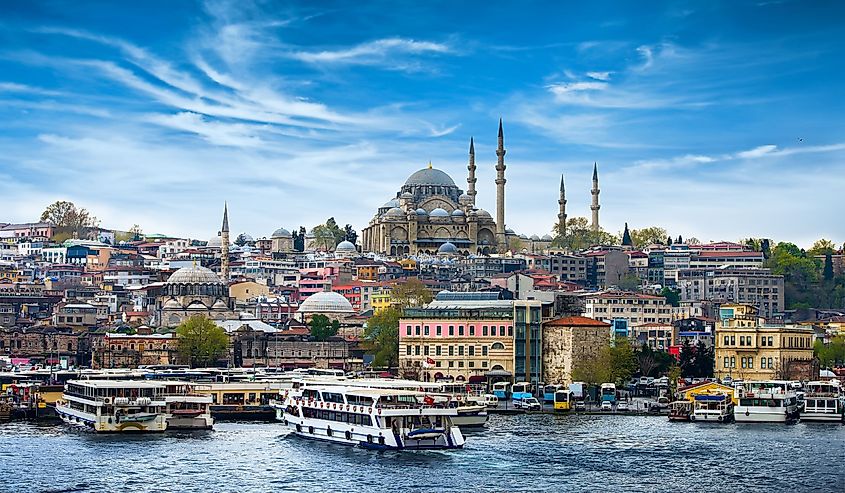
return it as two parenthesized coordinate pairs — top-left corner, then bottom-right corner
(733, 381), (800, 423)
(690, 393), (734, 423)
(55, 380), (168, 432)
(668, 401), (692, 422)
(195, 381), (290, 420)
(276, 383), (465, 450)
(801, 380), (844, 423)
(162, 382), (214, 430)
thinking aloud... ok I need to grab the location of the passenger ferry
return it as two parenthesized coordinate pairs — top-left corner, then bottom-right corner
(801, 380), (844, 423)
(690, 393), (734, 423)
(733, 381), (800, 423)
(553, 389), (572, 411)
(162, 382), (214, 430)
(195, 381), (290, 420)
(55, 380), (168, 432)
(277, 383), (465, 450)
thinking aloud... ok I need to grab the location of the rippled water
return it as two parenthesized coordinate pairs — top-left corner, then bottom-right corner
(1, 415), (843, 493)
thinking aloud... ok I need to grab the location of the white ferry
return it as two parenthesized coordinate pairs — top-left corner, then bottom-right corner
(162, 382), (214, 430)
(276, 383), (465, 450)
(733, 381), (800, 423)
(801, 380), (844, 423)
(690, 393), (734, 423)
(55, 380), (168, 432)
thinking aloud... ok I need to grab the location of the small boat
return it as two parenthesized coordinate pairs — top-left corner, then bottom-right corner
(801, 380), (845, 423)
(668, 401), (692, 422)
(452, 403), (488, 428)
(690, 393), (734, 423)
(162, 382), (214, 430)
(734, 381), (800, 423)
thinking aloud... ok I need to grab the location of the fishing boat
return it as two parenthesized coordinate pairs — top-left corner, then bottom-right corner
(55, 380), (168, 432)
(733, 381), (800, 423)
(690, 393), (734, 423)
(668, 401), (692, 422)
(276, 383), (465, 450)
(801, 380), (844, 423)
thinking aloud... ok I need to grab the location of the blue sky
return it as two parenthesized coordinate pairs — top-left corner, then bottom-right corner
(1, 0), (843, 248)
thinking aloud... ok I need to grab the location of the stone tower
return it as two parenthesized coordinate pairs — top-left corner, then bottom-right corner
(220, 202), (230, 282)
(590, 162), (600, 231)
(495, 119), (507, 251)
(467, 137), (477, 205)
(558, 174), (567, 235)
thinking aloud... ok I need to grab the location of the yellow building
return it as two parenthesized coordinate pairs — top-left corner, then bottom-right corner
(228, 281), (270, 302)
(679, 382), (737, 405)
(371, 291), (393, 314)
(715, 304), (817, 381)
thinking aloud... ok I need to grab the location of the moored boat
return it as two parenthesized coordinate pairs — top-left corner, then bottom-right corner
(162, 382), (214, 430)
(668, 401), (692, 422)
(733, 381), (800, 423)
(801, 380), (844, 423)
(690, 393), (734, 423)
(55, 380), (168, 432)
(276, 383), (465, 450)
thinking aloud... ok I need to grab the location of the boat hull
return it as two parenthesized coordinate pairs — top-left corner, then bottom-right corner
(800, 411), (845, 423)
(690, 411), (733, 423)
(452, 409), (488, 428)
(56, 403), (167, 433)
(166, 414), (214, 429)
(734, 407), (797, 423)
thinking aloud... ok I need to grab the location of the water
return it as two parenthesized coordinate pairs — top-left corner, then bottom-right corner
(1, 415), (843, 493)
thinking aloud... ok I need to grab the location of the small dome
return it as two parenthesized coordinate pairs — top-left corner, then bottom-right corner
(505, 228), (515, 234)
(163, 299), (182, 310)
(519, 234), (529, 240)
(400, 191), (413, 199)
(382, 198), (400, 208)
(207, 236), (222, 248)
(430, 208), (449, 217)
(403, 168), (457, 187)
(415, 208), (427, 215)
(272, 228), (291, 238)
(186, 300), (209, 311)
(384, 207), (405, 218)
(211, 299), (229, 310)
(451, 209), (465, 216)
(542, 234), (553, 241)
(335, 240), (356, 253)
(167, 265), (223, 285)
(297, 291), (354, 314)
(475, 209), (493, 219)
(530, 234), (540, 241)
(459, 193), (472, 202)
(437, 242), (458, 255)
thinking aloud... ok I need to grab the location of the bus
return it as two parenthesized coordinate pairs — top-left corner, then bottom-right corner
(511, 382), (533, 400)
(543, 384), (564, 403)
(554, 389), (573, 411)
(492, 382), (511, 399)
(601, 383), (617, 403)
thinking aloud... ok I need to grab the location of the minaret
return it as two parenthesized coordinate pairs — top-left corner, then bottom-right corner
(495, 119), (507, 251)
(558, 174), (567, 236)
(591, 162), (600, 231)
(220, 202), (230, 282)
(467, 137), (477, 205)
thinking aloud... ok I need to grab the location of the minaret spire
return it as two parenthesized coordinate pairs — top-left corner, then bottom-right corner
(467, 137), (477, 205)
(495, 119), (507, 251)
(220, 202), (230, 282)
(591, 162), (600, 231)
(558, 174), (567, 236)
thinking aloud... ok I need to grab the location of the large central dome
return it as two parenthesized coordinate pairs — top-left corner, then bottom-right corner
(403, 168), (456, 187)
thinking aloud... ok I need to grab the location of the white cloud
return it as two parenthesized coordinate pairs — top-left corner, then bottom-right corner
(586, 71), (612, 81)
(547, 81), (608, 95)
(736, 144), (777, 159)
(287, 38), (453, 65)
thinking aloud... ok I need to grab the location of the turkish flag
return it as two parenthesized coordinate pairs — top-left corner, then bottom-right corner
(426, 357), (435, 365)
(423, 395), (434, 405)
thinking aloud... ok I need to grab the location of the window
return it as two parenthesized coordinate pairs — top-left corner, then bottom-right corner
(508, 326), (513, 337)
(730, 336), (736, 345)
(499, 326), (506, 337)
(482, 326), (488, 336)
(491, 342), (505, 350)
(724, 336), (729, 346)
(436, 345), (441, 356)
(424, 346), (429, 356)
(730, 356), (736, 368)
(424, 326), (429, 336)
(458, 346), (464, 356)
(436, 326), (442, 336)
(748, 357), (753, 369)
(761, 357), (767, 369)
(415, 346), (420, 356)
(768, 357), (773, 368)
(739, 337), (745, 347)
(449, 346), (454, 356)
(449, 326), (455, 336)
(448, 361), (454, 368)
(482, 346), (488, 356)
(406, 326), (412, 336)
(458, 361), (464, 368)
(415, 326), (421, 336)
(768, 336), (773, 346)
(406, 345), (412, 355)
(458, 326), (464, 336)
(469, 326), (475, 336)
(741, 357), (747, 369)
(468, 346), (475, 356)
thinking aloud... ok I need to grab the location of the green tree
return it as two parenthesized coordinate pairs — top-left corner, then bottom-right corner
(823, 253), (834, 281)
(325, 217), (345, 246)
(343, 224), (358, 244)
(571, 351), (612, 386)
(678, 340), (695, 378)
(363, 307), (401, 367)
(390, 278), (433, 308)
(693, 340), (715, 378)
(608, 338), (638, 384)
(40, 200), (99, 239)
(293, 226), (306, 252)
(552, 216), (619, 251)
(234, 233), (251, 246)
(311, 224), (336, 251)
(176, 315), (229, 368)
(617, 273), (642, 292)
(660, 287), (680, 307)
(629, 226), (668, 248)
(808, 238), (836, 256)
(310, 314), (340, 341)
(815, 336), (845, 368)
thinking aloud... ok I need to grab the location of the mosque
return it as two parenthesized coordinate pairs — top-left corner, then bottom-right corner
(360, 120), (602, 256)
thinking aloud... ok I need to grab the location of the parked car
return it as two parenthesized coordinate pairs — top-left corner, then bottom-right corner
(656, 396), (671, 408)
(514, 397), (542, 411)
(616, 402), (630, 412)
(600, 400), (613, 411)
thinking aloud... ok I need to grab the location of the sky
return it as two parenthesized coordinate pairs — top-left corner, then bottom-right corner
(0, 0), (843, 248)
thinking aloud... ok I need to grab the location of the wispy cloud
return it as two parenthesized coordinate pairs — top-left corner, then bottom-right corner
(586, 71), (612, 81)
(287, 37), (453, 66)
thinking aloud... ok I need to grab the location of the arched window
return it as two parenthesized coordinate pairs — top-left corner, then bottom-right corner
(491, 342), (505, 350)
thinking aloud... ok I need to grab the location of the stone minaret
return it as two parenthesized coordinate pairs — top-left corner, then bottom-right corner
(495, 119), (507, 251)
(467, 137), (477, 205)
(220, 202), (230, 282)
(590, 162), (600, 231)
(558, 174), (567, 235)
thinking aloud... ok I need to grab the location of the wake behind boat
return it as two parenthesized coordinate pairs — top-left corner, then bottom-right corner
(276, 383), (464, 450)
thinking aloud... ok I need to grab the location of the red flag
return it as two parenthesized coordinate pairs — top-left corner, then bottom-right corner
(423, 395), (434, 405)
(426, 357), (435, 365)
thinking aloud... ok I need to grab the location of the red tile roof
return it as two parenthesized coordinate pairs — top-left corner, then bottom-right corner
(545, 316), (611, 327)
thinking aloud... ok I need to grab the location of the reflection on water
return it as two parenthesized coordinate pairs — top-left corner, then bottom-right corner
(1, 415), (843, 493)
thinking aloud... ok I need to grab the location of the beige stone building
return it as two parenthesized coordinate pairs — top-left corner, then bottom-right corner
(714, 304), (817, 381)
(584, 291), (672, 326)
(542, 316), (611, 385)
(228, 280), (270, 302)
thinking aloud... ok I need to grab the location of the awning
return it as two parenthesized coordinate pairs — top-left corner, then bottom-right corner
(468, 376), (486, 384)
(485, 369), (512, 377)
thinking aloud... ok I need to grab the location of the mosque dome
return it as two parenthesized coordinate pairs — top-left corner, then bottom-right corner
(272, 228), (291, 238)
(542, 234), (553, 241)
(475, 209), (493, 219)
(335, 240), (357, 254)
(459, 193), (472, 204)
(163, 298), (182, 310)
(384, 207), (405, 218)
(530, 234), (540, 241)
(400, 191), (413, 200)
(415, 208), (428, 215)
(451, 209), (465, 217)
(403, 168), (457, 187)
(506, 228), (516, 234)
(211, 300), (229, 310)
(207, 236), (222, 248)
(430, 208), (449, 217)
(519, 234), (529, 240)
(382, 198), (400, 208)
(167, 265), (222, 285)
(437, 242), (458, 255)
(297, 291), (354, 314)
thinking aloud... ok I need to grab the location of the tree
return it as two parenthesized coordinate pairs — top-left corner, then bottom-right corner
(617, 273), (642, 292)
(676, 235), (683, 244)
(129, 224), (143, 241)
(823, 253), (834, 281)
(637, 344), (659, 377)
(678, 340), (696, 378)
(363, 307), (401, 367)
(815, 336), (845, 368)
(551, 216), (619, 251)
(311, 224), (336, 251)
(608, 338), (638, 384)
(572, 352), (612, 386)
(660, 287), (680, 307)
(309, 314), (340, 341)
(325, 217), (345, 246)
(40, 200), (99, 239)
(343, 224), (358, 244)
(686, 237), (701, 245)
(693, 340), (715, 378)
(808, 238), (836, 256)
(234, 233), (250, 246)
(766, 242), (822, 309)
(390, 278), (433, 308)
(293, 226), (306, 252)
(176, 315), (229, 368)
